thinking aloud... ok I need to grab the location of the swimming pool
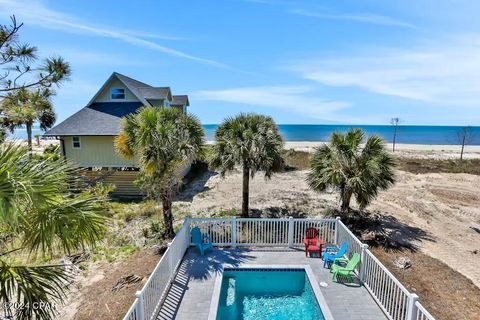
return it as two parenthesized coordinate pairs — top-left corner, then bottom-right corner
(208, 265), (334, 320)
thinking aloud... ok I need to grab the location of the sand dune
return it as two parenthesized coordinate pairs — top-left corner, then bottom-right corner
(176, 168), (480, 288)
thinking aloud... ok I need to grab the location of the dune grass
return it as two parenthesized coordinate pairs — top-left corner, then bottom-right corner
(283, 148), (480, 175)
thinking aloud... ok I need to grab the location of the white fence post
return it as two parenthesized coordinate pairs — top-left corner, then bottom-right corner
(334, 216), (341, 245)
(288, 216), (294, 247)
(185, 217), (191, 247)
(407, 293), (419, 320)
(167, 240), (174, 280)
(231, 217), (237, 247)
(359, 243), (369, 283)
(135, 291), (145, 320)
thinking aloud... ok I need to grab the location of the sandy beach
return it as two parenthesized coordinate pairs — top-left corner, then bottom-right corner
(175, 166), (480, 289)
(284, 141), (480, 158)
(26, 139), (480, 289)
(206, 140), (480, 159)
(180, 141), (480, 289)
(49, 140), (480, 320)
(32, 138), (480, 160)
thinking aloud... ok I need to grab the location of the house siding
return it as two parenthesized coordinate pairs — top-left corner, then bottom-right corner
(63, 136), (136, 167)
(81, 170), (143, 197)
(95, 78), (139, 103)
(148, 99), (165, 108)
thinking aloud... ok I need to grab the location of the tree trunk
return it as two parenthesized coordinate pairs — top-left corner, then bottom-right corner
(161, 190), (175, 239)
(242, 165), (250, 218)
(26, 122), (33, 152)
(392, 127), (397, 152)
(340, 188), (353, 213)
(460, 133), (466, 160)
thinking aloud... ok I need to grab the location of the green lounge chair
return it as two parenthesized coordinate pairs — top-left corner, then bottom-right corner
(331, 252), (360, 282)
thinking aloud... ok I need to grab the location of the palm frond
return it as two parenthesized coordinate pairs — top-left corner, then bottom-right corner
(21, 195), (107, 255)
(117, 106), (205, 193)
(210, 113), (284, 178)
(0, 258), (71, 320)
(0, 142), (108, 319)
(0, 143), (70, 226)
(1, 87), (56, 134)
(307, 128), (396, 212)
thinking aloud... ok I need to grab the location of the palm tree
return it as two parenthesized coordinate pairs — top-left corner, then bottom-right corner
(115, 107), (204, 239)
(307, 128), (396, 213)
(0, 143), (107, 320)
(1, 88), (56, 151)
(210, 113), (284, 218)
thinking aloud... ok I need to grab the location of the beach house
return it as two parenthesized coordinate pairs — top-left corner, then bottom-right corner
(44, 72), (190, 196)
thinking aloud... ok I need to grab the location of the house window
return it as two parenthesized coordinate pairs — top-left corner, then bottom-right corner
(72, 136), (81, 149)
(111, 88), (125, 100)
(163, 100), (170, 107)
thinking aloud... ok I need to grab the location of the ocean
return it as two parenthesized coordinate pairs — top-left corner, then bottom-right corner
(204, 125), (480, 145)
(8, 125), (480, 145)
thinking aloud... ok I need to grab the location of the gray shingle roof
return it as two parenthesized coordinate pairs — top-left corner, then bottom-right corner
(45, 72), (189, 136)
(171, 95), (190, 106)
(44, 102), (142, 136)
(114, 73), (172, 103)
(138, 87), (171, 100)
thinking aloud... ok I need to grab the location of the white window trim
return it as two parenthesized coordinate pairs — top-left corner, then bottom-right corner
(72, 136), (81, 149)
(111, 87), (126, 101)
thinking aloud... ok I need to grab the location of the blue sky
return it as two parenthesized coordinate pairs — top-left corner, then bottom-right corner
(1, 0), (480, 125)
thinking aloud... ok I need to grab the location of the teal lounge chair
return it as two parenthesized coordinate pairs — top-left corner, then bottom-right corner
(322, 241), (348, 268)
(191, 227), (213, 256)
(331, 252), (360, 282)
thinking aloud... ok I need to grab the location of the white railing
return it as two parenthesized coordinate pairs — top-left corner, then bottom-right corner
(123, 299), (140, 320)
(333, 220), (435, 320)
(123, 217), (436, 320)
(190, 218), (233, 245)
(122, 220), (190, 320)
(362, 249), (411, 320)
(336, 219), (363, 270)
(189, 217), (337, 247)
(415, 301), (436, 320)
(293, 218), (336, 246)
(236, 218), (289, 246)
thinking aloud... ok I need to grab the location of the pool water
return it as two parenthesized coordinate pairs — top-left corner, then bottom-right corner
(216, 269), (325, 320)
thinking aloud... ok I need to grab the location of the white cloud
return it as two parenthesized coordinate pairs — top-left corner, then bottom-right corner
(53, 77), (98, 97)
(0, 0), (233, 70)
(38, 48), (151, 67)
(287, 35), (480, 106)
(192, 85), (349, 120)
(291, 9), (417, 29)
(122, 30), (187, 41)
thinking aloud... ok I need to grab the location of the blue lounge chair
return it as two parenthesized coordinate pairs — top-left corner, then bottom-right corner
(191, 227), (213, 256)
(322, 241), (347, 268)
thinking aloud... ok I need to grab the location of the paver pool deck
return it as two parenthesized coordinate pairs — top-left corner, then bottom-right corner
(155, 247), (387, 320)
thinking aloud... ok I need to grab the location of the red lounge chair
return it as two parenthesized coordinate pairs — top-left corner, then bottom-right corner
(303, 227), (324, 257)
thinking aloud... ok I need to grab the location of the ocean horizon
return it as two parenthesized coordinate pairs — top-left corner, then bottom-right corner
(8, 124), (480, 145)
(204, 124), (480, 145)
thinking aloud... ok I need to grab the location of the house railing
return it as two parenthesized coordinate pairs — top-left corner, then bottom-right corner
(189, 217), (337, 247)
(123, 217), (435, 320)
(414, 301), (436, 320)
(123, 219), (190, 320)
(336, 219), (363, 273)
